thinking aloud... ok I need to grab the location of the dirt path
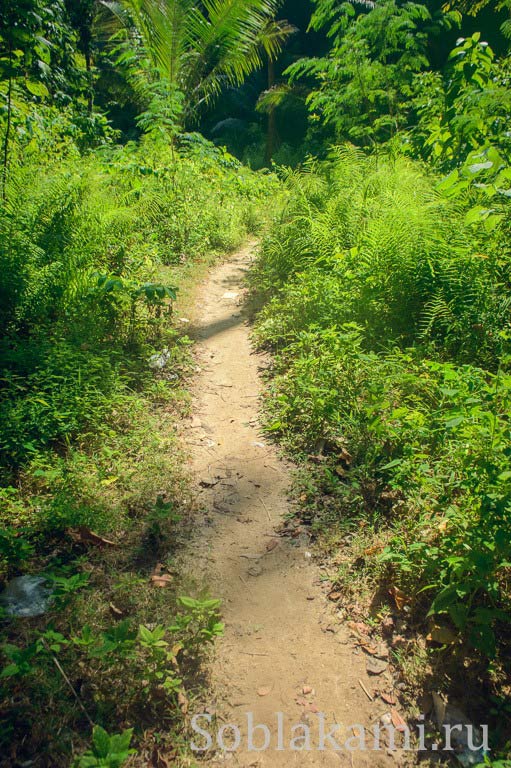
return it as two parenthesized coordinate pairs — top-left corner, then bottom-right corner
(180, 244), (397, 767)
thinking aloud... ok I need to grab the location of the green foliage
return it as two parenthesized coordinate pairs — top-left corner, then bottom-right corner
(0, 132), (275, 474)
(412, 34), (511, 171)
(105, 0), (291, 129)
(75, 726), (135, 768)
(254, 146), (511, 660)
(0, 91), (273, 768)
(170, 596), (224, 653)
(255, 148), (510, 368)
(285, 0), (460, 144)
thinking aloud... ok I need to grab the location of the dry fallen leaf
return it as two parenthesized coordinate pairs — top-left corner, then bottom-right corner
(360, 643), (379, 656)
(68, 526), (116, 547)
(266, 539), (278, 552)
(389, 585), (411, 611)
(302, 685), (314, 695)
(391, 708), (407, 732)
(257, 686), (272, 697)
(380, 692), (397, 706)
(361, 642), (389, 660)
(348, 621), (372, 638)
(327, 591), (343, 602)
(364, 544), (383, 556)
(151, 574), (173, 588)
(109, 603), (124, 618)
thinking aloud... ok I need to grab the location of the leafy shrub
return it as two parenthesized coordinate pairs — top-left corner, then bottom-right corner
(254, 147), (511, 659)
(0, 132), (276, 473)
(255, 147), (510, 368)
(74, 727), (135, 768)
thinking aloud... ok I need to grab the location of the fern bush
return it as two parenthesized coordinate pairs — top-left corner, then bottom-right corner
(254, 146), (511, 659)
(255, 147), (510, 368)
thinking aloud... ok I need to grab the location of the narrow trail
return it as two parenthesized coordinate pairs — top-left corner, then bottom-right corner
(180, 244), (396, 767)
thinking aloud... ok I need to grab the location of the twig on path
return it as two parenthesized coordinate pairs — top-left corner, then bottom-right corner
(358, 679), (374, 702)
(239, 574), (248, 586)
(240, 651), (269, 657)
(259, 496), (272, 522)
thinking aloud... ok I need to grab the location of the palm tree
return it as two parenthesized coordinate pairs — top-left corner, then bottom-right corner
(102, 0), (291, 126)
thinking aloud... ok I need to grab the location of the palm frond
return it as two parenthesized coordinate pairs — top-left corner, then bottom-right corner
(103, 0), (291, 120)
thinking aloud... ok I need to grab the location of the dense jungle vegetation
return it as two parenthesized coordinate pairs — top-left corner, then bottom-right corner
(0, 0), (511, 765)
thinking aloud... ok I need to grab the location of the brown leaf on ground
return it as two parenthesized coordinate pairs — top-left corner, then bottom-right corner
(380, 692), (397, 706)
(302, 685), (314, 695)
(391, 708), (407, 732)
(389, 585), (411, 610)
(68, 526), (116, 547)
(360, 642), (389, 660)
(265, 539), (278, 552)
(348, 621), (372, 638)
(150, 562), (173, 587)
(364, 544), (383, 556)
(359, 642), (379, 656)
(109, 603), (124, 618)
(151, 574), (173, 588)
(257, 687), (272, 697)
(327, 591), (343, 602)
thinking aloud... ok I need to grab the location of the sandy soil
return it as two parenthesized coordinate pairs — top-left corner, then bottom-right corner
(180, 244), (400, 767)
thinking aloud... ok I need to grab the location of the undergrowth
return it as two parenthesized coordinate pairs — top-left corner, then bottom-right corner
(253, 146), (511, 758)
(0, 125), (278, 765)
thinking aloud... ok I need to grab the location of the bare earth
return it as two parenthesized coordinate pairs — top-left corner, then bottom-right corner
(180, 244), (398, 767)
